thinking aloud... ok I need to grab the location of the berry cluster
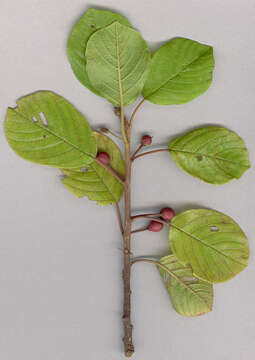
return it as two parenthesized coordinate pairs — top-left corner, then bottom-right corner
(96, 134), (152, 165)
(96, 142), (175, 234)
(148, 207), (175, 232)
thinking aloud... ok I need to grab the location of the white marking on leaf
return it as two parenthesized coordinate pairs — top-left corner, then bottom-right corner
(181, 276), (198, 283)
(39, 112), (48, 127)
(32, 116), (38, 123)
(210, 226), (219, 232)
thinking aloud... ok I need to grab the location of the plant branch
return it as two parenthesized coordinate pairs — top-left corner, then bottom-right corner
(132, 258), (178, 281)
(131, 212), (161, 220)
(114, 99), (168, 356)
(121, 112), (129, 145)
(131, 215), (170, 227)
(129, 98), (145, 131)
(117, 102), (134, 357)
(100, 127), (123, 141)
(132, 257), (160, 266)
(131, 144), (144, 161)
(132, 148), (169, 161)
(116, 83), (146, 359)
(131, 227), (148, 234)
(114, 107), (129, 144)
(132, 258), (191, 288)
(132, 258), (172, 278)
(115, 202), (124, 235)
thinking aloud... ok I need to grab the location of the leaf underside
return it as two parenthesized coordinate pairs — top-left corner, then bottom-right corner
(169, 209), (249, 283)
(62, 132), (125, 205)
(85, 21), (151, 106)
(4, 91), (97, 168)
(142, 37), (214, 105)
(67, 8), (131, 95)
(169, 126), (250, 184)
(158, 254), (213, 316)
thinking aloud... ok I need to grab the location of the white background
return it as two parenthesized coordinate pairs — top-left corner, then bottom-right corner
(0, 0), (255, 359)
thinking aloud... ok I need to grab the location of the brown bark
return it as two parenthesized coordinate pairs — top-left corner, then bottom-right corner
(122, 132), (134, 357)
(116, 100), (145, 357)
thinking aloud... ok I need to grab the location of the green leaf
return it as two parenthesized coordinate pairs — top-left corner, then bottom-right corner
(62, 132), (125, 205)
(169, 209), (249, 283)
(142, 37), (214, 105)
(85, 22), (151, 106)
(4, 91), (97, 168)
(67, 8), (131, 95)
(158, 254), (213, 316)
(168, 126), (250, 184)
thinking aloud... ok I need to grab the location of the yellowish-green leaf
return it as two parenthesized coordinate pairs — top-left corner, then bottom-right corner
(62, 132), (125, 205)
(158, 254), (213, 316)
(169, 126), (250, 184)
(142, 37), (214, 105)
(67, 8), (131, 95)
(170, 209), (249, 283)
(85, 22), (151, 106)
(4, 91), (97, 168)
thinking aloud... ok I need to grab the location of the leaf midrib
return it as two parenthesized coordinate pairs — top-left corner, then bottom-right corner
(171, 223), (247, 266)
(169, 147), (249, 167)
(115, 22), (124, 108)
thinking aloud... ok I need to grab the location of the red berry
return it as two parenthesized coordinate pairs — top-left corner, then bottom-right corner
(148, 220), (163, 232)
(96, 152), (111, 165)
(160, 207), (175, 221)
(141, 134), (152, 146)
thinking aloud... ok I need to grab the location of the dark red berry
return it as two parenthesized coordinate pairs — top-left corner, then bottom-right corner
(96, 152), (111, 165)
(160, 207), (175, 221)
(148, 220), (163, 232)
(141, 134), (152, 146)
